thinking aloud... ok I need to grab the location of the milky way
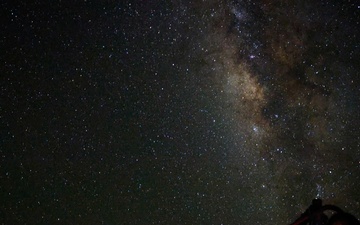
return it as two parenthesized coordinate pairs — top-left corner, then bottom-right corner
(1, 0), (359, 224)
(187, 0), (360, 222)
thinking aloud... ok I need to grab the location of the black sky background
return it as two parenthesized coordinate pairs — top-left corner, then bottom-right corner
(1, 0), (360, 224)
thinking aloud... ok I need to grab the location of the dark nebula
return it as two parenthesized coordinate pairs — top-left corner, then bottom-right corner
(1, 0), (359, 224)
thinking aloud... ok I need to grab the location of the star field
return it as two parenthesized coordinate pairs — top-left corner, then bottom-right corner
(1, 0), (360, 224)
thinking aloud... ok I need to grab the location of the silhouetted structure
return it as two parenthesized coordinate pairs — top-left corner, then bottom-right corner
(289, 199), (360, 225)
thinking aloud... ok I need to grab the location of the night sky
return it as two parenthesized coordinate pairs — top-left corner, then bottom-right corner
(1, 0), (360, 224)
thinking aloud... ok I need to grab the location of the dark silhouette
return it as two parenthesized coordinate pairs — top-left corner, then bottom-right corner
(327, 212), (360, 225)
(289, 199), (360, 225)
